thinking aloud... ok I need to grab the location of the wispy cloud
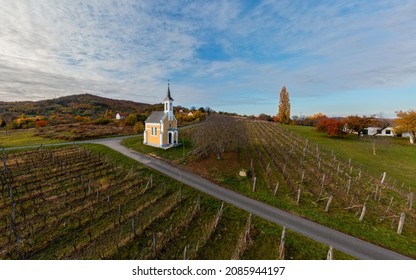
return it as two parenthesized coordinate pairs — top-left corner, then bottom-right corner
(0, 0), (197, 101)
(180, 0), (416, 115)
(0, 0), (415, 117)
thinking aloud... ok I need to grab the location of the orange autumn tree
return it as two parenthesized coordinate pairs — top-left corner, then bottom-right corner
(395, 110), (416, 144)
(300, 112), (327, 127)
(343, 115), (381, 135)
(316, 117), (345, 137)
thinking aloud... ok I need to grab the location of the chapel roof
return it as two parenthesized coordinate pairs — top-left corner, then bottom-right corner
(163, 84), (174, 102)
(145, 111), (165, 123)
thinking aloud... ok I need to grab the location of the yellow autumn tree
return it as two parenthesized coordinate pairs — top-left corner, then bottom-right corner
(394, 110), (416, 144)
(278, 86), (290, 124)
(309, 113), (327, 120)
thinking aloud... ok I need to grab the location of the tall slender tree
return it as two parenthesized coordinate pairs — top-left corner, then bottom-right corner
(278, 86), (291, 124)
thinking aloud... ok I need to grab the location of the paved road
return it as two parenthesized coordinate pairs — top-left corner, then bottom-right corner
(2, 134), (137, 151)
(3, 137), (412, 259)
(99, 138), (411, 260)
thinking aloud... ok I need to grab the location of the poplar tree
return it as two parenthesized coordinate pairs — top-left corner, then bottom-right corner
(278, 86), (291, 124)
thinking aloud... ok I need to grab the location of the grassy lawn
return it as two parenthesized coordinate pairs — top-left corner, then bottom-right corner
(121, 128), (248, 186)
(0, 129), (65, 148)
(121, 129), (194, 163)
(284, 125), (416, 190)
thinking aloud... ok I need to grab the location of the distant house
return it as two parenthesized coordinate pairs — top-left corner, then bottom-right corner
(395, 131), (413, 138)
(187, 112), (194, 117)
(143, 84), (179, 148)
(115, 113), (125, 120)
(363, 126), (411, 138)
(363, 126), (394, 137)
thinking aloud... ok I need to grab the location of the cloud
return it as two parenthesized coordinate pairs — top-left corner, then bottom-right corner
(0, 0), (198, 102)
(185, 0), (416, 113)
(0, 0), (415, 117)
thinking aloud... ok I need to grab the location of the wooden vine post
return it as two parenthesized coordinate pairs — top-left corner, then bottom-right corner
(296, 187), (301, 205)
(325, 195), (333, 213)
(359, 203), (366, 222)
(327, 245), (333, 260)
(381, 172), (386, 184)
(346, 178), (351, 194)
(279, 227), (286, 260)
(152, 233), (156, 256)
(273, 181), (279, 196)
(183, 245), (188, 260)
(397, 213), (405, 235)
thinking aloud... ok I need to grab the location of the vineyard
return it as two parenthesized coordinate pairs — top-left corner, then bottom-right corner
(0, 145), (341, 260)
(242, 121), (415, 257)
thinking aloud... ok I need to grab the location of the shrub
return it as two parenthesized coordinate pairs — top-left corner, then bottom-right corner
(133, 122), (145, 133)
(94, 118), (111, 125)
(316, 117), (345, 137)
(124, 114), (138, 126)
(35, 119), (49, 128)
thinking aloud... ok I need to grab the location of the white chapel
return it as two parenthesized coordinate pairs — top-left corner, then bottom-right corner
(143, 84), (179, 148)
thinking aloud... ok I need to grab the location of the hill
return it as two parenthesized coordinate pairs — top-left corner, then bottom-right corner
(0, 93), (151, 120)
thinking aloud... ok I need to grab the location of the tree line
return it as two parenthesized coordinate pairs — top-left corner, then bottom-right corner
(274, 85), (415, 144)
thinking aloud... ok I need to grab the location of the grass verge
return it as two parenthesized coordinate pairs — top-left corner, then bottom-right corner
(0, 129), (65, 148)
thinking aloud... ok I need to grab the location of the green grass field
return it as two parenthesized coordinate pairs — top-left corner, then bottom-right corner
(284, 125), (416, 191)
(0, 129), (65, 148)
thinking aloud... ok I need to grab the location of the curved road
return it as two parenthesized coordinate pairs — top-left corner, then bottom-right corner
(4, 136), (412, 260)
(99, 138), (411, 260)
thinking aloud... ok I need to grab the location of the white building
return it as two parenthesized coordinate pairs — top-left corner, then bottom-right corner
(363, 127), (394, 136)
(115, 113), (125, 120)
(364, 126), (411, 138)
(143, 84), (179, 148)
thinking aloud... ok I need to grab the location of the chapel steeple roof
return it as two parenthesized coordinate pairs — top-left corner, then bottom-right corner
(163, 82), (174, 102)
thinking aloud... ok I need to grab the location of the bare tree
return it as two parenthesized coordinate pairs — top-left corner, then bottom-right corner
(368, 115), (390, 155)
(191, 114), (244, 159)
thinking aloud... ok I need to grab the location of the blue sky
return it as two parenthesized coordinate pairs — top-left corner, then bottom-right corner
(0, 0), (415, 117)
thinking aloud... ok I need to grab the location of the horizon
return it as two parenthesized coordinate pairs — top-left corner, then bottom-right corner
(1, 1), (415, 118)
(0, 92), (404, 120)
